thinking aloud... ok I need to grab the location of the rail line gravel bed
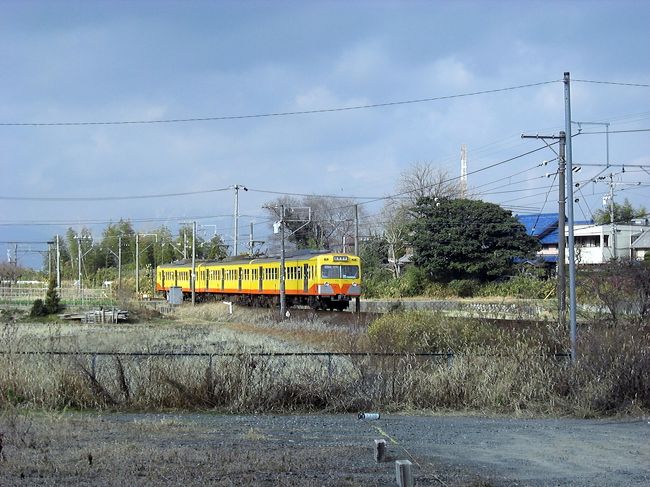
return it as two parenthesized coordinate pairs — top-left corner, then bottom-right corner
(1, 412), (649, 486)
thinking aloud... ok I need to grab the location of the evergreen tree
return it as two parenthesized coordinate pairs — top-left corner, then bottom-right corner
(594, 198), (647, 224)
(408, 198), (540, 283)
(44, 279), (63, 314)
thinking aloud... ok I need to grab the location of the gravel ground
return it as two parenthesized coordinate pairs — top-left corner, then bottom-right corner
(1, 412), (648, 486)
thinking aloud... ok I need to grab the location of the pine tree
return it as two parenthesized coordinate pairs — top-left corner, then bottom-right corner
(44, 279), (63, 315)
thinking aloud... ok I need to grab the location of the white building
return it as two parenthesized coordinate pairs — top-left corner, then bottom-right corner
(572, 222), (650, 264)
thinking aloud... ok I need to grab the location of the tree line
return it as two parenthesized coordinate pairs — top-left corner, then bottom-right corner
(9, 162), (643, 297)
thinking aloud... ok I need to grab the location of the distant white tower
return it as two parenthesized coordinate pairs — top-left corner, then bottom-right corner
(460, 144), (468, 198)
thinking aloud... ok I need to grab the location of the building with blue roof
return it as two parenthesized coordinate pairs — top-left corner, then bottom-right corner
(516, 213), (561, 264)
(518, 212), (650, 265)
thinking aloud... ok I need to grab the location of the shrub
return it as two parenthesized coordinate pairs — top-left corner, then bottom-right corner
(447, 279), (479, 298)
(29, 299), (47, 317)
(367, 310), (496, 353)
(479, 275), (555, 299)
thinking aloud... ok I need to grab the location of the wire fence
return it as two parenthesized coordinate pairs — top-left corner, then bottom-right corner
(0, 285), (111, 302)
(0, 350), (572, 379)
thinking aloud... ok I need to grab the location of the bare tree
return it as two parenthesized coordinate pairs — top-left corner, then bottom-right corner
(397, 162), (463, 206)
(383, 206), (410, 278)
(263, 195), (363, 253)
(0, 262), (24, 284)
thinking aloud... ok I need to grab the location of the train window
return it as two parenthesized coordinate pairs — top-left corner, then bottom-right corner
(341, 265), (359, 279)
(321, 265), (339, 279)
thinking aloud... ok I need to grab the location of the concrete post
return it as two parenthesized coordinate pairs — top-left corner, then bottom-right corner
(374, 439), (386, 463)
(395, 460), (413, 487)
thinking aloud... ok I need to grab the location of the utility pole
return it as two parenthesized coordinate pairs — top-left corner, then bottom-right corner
(249, 222), (254, 255)
(280, 205), (286, 318)
(564, 71), (577, 364)
(135, 234), (139, 295)
(608, 173), (617, 259)
(191, 221), (196, 306)
(520, 131), (567, 329)
(354, 204), (359, 255)
(232, 184), (248, 256)
(55, 235), (61, 289)
(118, 235), (122, 287)
(135, 233), (158, 297)
(103, 236), (123, 288)
(74, 233), (92, 304)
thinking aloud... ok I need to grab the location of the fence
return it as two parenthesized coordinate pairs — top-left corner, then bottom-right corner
(0, 285), (112, 303)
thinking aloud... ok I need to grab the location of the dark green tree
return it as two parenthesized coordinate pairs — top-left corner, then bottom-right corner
(359, 236), (390, 280)
(202, 234), (228, 260)
(44, 279), (63, 314)
(408, 198), (540, 283)
(594, 198), (647, 224)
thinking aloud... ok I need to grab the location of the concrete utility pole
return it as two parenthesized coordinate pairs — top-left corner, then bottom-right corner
(564, 71), (577, 364)
(74, 234), (92, 304)
(608, 173), (617, 258)
(280, 205), (286, 318)
(354, 204), (359, 256)
(232, 184), (248, 256)
(104, 235), (123, 288)
(135, 233), (158, 296)
(521, 131), (567, 329)
(192, 221), (197, 306)
(55, 235), (61, 289)
(118, 235), (122, 287)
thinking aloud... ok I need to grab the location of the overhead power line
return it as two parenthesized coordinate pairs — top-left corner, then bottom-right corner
(573, 79), (650, 88)
(340, 141), (563, 210)
(578, 128), (650, 135)
(0, 80), (559, 127)
(0, 213), (266, 227)
(0, 187), (231, 202)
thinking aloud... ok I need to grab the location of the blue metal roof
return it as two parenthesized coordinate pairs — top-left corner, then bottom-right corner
(540, 228), (559, 245)
(516, 213), (559, 238)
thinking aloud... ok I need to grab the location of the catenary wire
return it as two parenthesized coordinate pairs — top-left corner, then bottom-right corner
(0, 80), (560, 127)
(573, 79), (650, 88)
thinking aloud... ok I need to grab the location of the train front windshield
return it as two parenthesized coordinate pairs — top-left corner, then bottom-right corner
(321, 265), (359, 279)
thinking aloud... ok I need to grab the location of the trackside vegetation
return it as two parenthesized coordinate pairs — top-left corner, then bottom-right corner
(1, 303), (647, 417)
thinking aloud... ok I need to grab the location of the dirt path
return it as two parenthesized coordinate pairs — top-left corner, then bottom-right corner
(1, 412), (648, 486)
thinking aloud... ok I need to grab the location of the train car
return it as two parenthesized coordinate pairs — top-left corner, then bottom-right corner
(156, 250), (361, 310)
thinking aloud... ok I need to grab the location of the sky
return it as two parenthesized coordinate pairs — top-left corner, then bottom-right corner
(1, 0), (649, 269)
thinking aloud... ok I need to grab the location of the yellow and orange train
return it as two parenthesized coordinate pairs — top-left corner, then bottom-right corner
(156, 251), (361, 310)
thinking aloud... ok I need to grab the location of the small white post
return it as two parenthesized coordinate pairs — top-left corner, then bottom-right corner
(374, 439), (386, 463)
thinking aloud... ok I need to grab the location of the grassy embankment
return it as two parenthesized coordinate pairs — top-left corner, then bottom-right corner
(0, 303), (648, 417)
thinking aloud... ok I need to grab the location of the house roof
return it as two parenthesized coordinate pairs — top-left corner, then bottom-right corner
(517, 213), (560, 242)
(632, 229), (650, 249)
(540, 228), (559, 245)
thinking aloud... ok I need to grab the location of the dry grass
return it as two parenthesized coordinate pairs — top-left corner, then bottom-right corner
(1, 305), (648, 416)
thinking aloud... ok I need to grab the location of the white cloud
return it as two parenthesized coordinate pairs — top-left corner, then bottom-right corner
(335, 40), (387, 81)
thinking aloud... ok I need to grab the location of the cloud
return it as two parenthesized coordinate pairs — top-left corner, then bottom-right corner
(335, 40), (387, 81)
